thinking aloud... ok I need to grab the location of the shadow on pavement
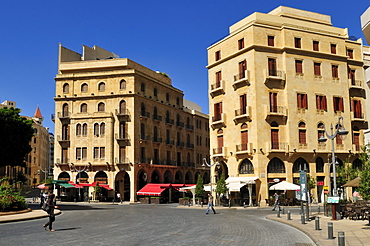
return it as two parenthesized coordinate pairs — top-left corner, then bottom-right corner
(55, 227), (81, 231)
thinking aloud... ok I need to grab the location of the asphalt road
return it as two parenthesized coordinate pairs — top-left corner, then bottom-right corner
(1, 203), (315, 246)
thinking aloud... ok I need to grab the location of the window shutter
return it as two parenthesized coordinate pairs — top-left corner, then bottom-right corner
(339, 97), (344, 112)
(297, 94), (301, 108)
(303, 94), (307, 109)
(323, 96), (327, 110)
(316, 95), (320, 109)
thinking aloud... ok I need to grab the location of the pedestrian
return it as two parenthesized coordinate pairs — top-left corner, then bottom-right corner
(205, 193), (216, 214)
(117, 193), (121, 203)
(353, 190), (359, 202)
(272, 192), (280, 211)
(43, 192), (58, 232)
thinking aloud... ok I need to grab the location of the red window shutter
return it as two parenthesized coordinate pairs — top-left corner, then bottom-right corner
(270, 92), (277, 112)
(323, 96), (327, 110)
(350, 100), (354, 112)
(219, 102), (223, 114)
(218, 135), (224, 148)
(268, 58), (276, 76)
(336, 135), (342, 144)
(339, 97), (344, 112)
(240, 94), (247, 113)
(241, 130), (248, 144)
(354, 133), (360, 151)
(313, 41), (319, 51)
(303, 94), (307, 109)
(316, 95), (320, 109)
(299, 130), (306, 144)
(268, 36), (274, 46)
(333, 97), (337, 111)
(295, 60), (302, 73)
(314, 63), (321, 76)
(271, 129), (279, 149)
(297, 94), (302, 108)
(331, 44), (336, 54)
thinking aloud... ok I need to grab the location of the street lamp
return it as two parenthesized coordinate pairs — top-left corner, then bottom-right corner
(202, 157), (219, 195)
(70, 164), (89, 202)
(318, 116), (348, 197)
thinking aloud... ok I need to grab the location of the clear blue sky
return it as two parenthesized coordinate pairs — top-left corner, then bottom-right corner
(0, 1), (369, 133)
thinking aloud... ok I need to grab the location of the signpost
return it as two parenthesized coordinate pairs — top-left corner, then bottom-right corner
(300, 170), (309, 220)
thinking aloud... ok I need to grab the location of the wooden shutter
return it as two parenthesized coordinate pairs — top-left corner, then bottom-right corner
(271, 129), (279, 149)
(303, 94), (308, 109)
(299, 130), (306, 144)
(314, 63), (320, 76)
(268, 36), (274, 46)
(240, 94), (247, 114)
(339, 97), (344, 112)
(295, 60), (303, 74)
(354, 133), (360, 151)
(268, 58), (276, 76)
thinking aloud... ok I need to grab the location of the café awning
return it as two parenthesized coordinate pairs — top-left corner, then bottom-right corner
(137, 183), (167, 196)
(59, 183), (76, 188)
(226, 177), (259, 185)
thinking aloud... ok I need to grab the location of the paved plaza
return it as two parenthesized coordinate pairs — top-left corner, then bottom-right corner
(0, 203), (314, 246)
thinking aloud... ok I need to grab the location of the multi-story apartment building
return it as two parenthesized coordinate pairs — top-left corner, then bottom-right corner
(53, 44), (209, 202)
(0, 101), (50, 190)
(207, 6), (367, 205)
(361, 7), (370, 144)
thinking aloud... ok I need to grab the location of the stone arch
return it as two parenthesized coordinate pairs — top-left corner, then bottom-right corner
(58, 172), (70, 181)
(353, 158), (363, 171)
(137, 170), (147, 191)
(94, 171), (108, 184)
(267, 157), (285, 173)
(151, 169), (160, 183)
(163, 170), (172, 183)
(175, 170), (183, 184)
(239, 158), (254, 174)
(185, 171), (193, 184)
(293, 157), (309, 173)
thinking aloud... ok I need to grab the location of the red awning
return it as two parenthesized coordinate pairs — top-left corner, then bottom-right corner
(100, 184), (113, 190)
(137, 183), (193, 196)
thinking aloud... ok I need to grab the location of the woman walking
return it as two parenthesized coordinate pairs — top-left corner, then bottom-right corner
(43, 192), (58, 232)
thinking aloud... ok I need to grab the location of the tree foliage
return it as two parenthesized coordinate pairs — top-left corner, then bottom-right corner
(336, 157), (360, 188)
(194, 174), (204, 198)
(215, 175), (228, 197)
(0, 107), (34, 168)
(358, 145), (370, 200)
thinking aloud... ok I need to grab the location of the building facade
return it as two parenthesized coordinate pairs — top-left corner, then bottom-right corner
(53, 45), (210, 202)
(207, 6), (367, 205)
(361, 7), (370, 145)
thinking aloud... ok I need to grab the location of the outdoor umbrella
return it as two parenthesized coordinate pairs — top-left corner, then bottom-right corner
(37, 183), (47, 189)
(269, 181), (300, 190)
(342, 177), (360, 187)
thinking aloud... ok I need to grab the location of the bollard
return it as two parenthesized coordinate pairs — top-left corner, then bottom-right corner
(74, 198), (76, 203)
(229, 200), (231, 208)
(301, 213), (305, 224)
(201, 201), (203, 208)
(328, 222), (334, 239)
(277, 209), (281, 218)
(338, 231), (345, 246)
(188, 201), (190, 207)
(315, 217), (320, 230)
(282, 207), (285, 214)
(318, 205), (320, 214)
(287, 211), (291, 220)
(243, 202), (246, 208)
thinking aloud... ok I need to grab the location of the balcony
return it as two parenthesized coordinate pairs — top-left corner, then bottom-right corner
(153, 137), (162, 144)
(265, 105), (287, 120)
(235, 143), (253, 156)
(140, 111), (150, 119)
(186, 143), (194, 149)
(211, 113), (226, 129)
(212, 147), (226, 157)
(351, 112), (365, 121)
(185, 124), (194, 131)
(57, 112), (71, 123)
(165, 139), (174, 146)
(153, 114), (162, 122)
(264, 69), (286, 87)
(348, 79), (363, 89)
(115, 133), (130, 145)
(233, 106), (251, 123)
(139, 134), (151, 142)
(176, 121), (184, 128)
(210, 80), (225, 97)
(232, 71), (250, 89)
(115, 157), (131, 171)
(176, 142), (185, 148)
(57, 135), (70, 147)
(165, 118), (174, 125)
(115, 109), (130, 119)
(267, 142), (288, 153)
(55, 158), (70, 165)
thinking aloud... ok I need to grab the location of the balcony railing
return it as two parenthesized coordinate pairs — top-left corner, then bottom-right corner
(351, 111), (364, 121)
(176, 121), (184, 128)
(264, 69), (286, 81)
(165, 118), (174, 125)
(348, 79), (363, 89)
(139, 134), (151, 141)
(210, 80), (225, 97)
(233, 106), (251, 123)
(166, 139), (174, 145)
(115, 109), (130, 118)
(115, 133), (130, 142)
(153, 114), (162, 121)
(270, 142), (288, 152)
(236, 143), (248, 152)
(233, 71), (250, 89)
(115, 157), (130, 165)
(56, 158), (70, 164)
(186, 143), (194, 149)
(266, 106), (287, 118)
(185, 124), (194, 130)
(176, 142), (185, 147)
(140, 111), (150, 118)
(153, 137), (162, 143)
(57, 135), (70, 142)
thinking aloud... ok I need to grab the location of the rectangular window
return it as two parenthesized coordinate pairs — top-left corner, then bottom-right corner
(354, 133), (360, 151)
(351, 100), (362, 118)
(330, 44), (336, 54)
(313, 41), (319, 51)
(331, 65), (339, 78)
(294, 37), (301, 48)
(299, 130), (306, 144)
(268, 58), (277, 76)
(215, 71), (222, 85)
(316, 95), (327, 110)
(215, 51), (221, 61)
(213, 102), (223, 121)
(347, 49), (353, 59)
(271, 129), (279, 149)
(82, 147), (87, 159)
(269, 92), (278, 112)
(297, 93), (308, 109)
(349, 69), (355, 85)
(141, 147), (146, 163)
(333, 97), (344, 112)
(268, 36), (274, 47)
(62, 148), (68, 163)
(238, 38), (244, 50)
(240, 94), (247, 114)
(314, 63), (321, 76)
(238, 60), (246, 79)
(76, 148), (81, 159)
(100, 147), (105, 159)
(94, 147), (99, 159)
(295, 60), (303, 74)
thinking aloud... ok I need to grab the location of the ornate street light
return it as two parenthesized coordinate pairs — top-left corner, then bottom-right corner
(202, 157), (220, 195)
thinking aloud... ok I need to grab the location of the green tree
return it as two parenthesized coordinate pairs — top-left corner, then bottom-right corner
(195, 174), (204, 198)
(336, 157), (360, 188)
(0, 107), (34, 168)
(358, 145), (370, 200)
(215, 175), (228, 205)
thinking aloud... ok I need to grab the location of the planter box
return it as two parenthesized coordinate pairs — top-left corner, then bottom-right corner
(179, 199), (189, 206)
(140, 197), (150, 204)
(151, 197), (160, 204)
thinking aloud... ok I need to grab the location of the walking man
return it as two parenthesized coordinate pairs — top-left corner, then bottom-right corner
(272, 192), (280, 211)
(205, 193), (216, 214)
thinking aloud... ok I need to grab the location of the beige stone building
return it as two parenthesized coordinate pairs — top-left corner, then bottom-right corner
(207, 6), (367, 206)
(53, 45), (209, 202)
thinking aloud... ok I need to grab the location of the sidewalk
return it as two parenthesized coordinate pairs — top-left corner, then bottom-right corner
(0, 208), (61, 223)
(266, 210), (370, 246)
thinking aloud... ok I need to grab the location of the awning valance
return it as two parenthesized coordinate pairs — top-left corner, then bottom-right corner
(226, 177), (259, 184)
(59, 183), (76, 188)
(137, 183), (167, 196)
(228, 182), (246, 192)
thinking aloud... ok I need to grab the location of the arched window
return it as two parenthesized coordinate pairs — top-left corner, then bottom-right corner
(63, 83), (69, 93)
(298, 121), (306, 144)
(94, 123), (99, 136)
(100, 123), (105, 136)
(187, 134), (191, 145)
(81, 83), (88, 92)
(153, 107), (158, 117)
(166, 93), (170, 101)
(216, 129), (223, 154)
(119, 100), (126, 114)
(98, 82), (105, 91)
(81, 103), (87, 113)
(98, 102), (105, 112)
(267, 157), (285, 173)
(176, 97), (180, 105)
(166, 129), (170, 143)
(62, 103), (69, 117)
(76, 124), (82, 136)
(353, 158), (363, 171)
(140, 123), (145, 140)
(239, 159), (254, 174)
(316, 157), (324, 173)
(141, 83), (145, 92)
(153, 126), (158, 141)
(154, 88), (158, 97)
(177, 132), (181, 146)
(120, 79), (126, 90)
(293, 157), (309, 173)
(353, 126), (360, 151)
(141, 103), (146, 117)
(271, 122), (279, 149)
(82, 123), (88, 136)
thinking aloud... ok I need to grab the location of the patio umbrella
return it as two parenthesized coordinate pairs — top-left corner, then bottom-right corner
(269, 181), (300, 191)
(342, 177), (360, 187)
(37, 183), (47, 189)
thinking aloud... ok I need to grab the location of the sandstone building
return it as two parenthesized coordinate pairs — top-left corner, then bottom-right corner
(53, 45), (209, 202)
(207, 6), (367, 205)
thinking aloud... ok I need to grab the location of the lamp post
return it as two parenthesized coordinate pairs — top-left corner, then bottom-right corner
(318, 116), (348, 219)
(71, 164), (89, 202)
(202, 157), (219, 196)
